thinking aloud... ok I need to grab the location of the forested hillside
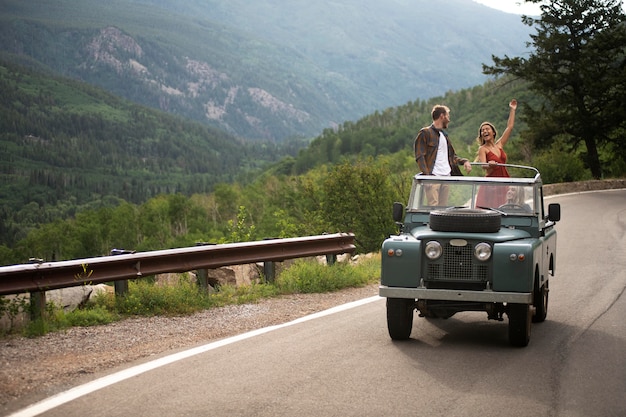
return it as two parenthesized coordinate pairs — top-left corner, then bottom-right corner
(0, 61), (301, 247)
(0, 0), (532, 140)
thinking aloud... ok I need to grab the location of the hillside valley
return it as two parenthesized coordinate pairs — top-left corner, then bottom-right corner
(0, 0), (533, 141)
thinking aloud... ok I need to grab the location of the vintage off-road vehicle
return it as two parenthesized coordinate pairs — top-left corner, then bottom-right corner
(379, 164), (561, 347)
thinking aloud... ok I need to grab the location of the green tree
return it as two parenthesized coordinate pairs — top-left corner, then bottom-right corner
(223, 206), (257, 243)
(15, 219), (80, 262)
(74, 208), (113, 258)
(484, 0), (626, 179)
(108, 202), (141, 251)
(321, 159), (396, 253)
(212, 183), (241, 223)
(138, 196), (172, 249)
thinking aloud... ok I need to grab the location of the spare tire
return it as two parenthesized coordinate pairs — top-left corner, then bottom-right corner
(429, 208), (501, 233)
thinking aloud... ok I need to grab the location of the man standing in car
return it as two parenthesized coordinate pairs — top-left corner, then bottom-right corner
(414, 104), (472, 205)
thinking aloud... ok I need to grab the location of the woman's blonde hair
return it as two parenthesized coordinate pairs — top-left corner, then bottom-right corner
(476, 122), (497, 146)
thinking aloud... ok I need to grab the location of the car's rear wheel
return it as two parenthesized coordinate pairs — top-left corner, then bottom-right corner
(508, 303), (531, 347)
(386, 298), (414, 340)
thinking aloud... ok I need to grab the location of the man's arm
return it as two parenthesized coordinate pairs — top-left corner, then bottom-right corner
(414, 129), (430, 174)
(453, 154), (472, 173)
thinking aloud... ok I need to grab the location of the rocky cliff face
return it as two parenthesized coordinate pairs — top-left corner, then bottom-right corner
(78, 27), (313, 140)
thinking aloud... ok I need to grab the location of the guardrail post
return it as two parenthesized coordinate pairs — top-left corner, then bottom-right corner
(196, 268), (209, 291)
(262, 238), (278, 283)
(322, 232), (337, 265)
(110, 249), (133, 296)
(114, 280), (128, 297)
(195, 243), (213, 291)
(29, 290), (46, 322)
(26, 257), (47, 322)
(263, 261), (275, 283)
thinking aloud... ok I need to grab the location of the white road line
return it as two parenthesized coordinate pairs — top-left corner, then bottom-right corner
(8, 295), (382, 417)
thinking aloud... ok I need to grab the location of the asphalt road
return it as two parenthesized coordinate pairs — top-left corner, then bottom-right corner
(9, 189), (626, 417)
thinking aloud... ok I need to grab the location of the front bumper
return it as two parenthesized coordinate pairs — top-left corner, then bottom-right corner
(379, 285), (532, 304)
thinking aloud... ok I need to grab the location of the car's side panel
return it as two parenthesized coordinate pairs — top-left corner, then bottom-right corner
(491, 239), (536, 292)
(380, 236), (422, 288)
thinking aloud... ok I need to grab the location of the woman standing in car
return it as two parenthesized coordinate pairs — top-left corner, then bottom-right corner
(475, 99), (517, 208)
(476, 98), (517, 177)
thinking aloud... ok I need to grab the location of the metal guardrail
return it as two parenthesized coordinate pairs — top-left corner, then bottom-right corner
(0, 233), (356, 296)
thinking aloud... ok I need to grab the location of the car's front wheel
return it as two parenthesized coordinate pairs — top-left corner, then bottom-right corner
(386, 298), (414, 340)
(508, 303), (531, 347)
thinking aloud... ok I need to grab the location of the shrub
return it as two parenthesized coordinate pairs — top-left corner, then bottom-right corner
(276, 254), (380, 294)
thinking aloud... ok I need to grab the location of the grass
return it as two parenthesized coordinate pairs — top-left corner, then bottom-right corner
(4, 254), (380, 337)
(275, 256), (379, 294)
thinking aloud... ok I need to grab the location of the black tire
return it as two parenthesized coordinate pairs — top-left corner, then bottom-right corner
(508, 303), (531, 347)
(386, 298), (414, 340)
(532, 280), (549, 323)
(430, 208), (501, 233)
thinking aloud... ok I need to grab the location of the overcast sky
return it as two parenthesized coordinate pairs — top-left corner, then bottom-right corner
(473, 0), (626, 15)
(472, 0), (542, 15)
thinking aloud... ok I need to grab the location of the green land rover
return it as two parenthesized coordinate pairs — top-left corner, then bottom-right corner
(379, 165), (561, 347)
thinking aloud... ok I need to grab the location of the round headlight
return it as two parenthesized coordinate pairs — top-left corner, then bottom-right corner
(425, 241), (443, 260)
(474, 242), (492, 261)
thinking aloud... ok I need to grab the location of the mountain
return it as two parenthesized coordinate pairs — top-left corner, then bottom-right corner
(0, 0), (533, 141)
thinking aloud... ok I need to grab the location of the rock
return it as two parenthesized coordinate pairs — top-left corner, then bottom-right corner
(47, 286), (94, 311)
(90, 284), (114, 299)
(205, 264), (262, 287)
(152, 264), (263, 291)
(154, 272), (196, 287)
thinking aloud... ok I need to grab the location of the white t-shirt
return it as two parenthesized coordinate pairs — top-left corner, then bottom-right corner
(432, 131), (451, 176)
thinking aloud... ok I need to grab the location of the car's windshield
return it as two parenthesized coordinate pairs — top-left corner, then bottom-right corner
(408, 181), (536, 214)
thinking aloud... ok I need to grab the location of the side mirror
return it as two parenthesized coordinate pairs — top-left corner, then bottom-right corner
(393, 202), (404, 223)
(548, 203), (561, 222)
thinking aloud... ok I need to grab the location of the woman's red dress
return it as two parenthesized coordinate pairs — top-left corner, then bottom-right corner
(475, 149), (509, 208)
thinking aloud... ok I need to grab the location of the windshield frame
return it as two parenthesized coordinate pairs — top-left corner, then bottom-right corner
(406, 165), (542, 216)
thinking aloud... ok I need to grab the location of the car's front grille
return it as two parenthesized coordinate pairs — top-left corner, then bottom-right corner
(426, 241), (489, 282)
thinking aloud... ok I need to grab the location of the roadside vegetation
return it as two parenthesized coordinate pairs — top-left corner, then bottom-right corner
(1, 254), (381, 337)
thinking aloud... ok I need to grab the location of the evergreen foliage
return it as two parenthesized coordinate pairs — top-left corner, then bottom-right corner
(484, 0), (626, 179)
(320, 159), (397, 253)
